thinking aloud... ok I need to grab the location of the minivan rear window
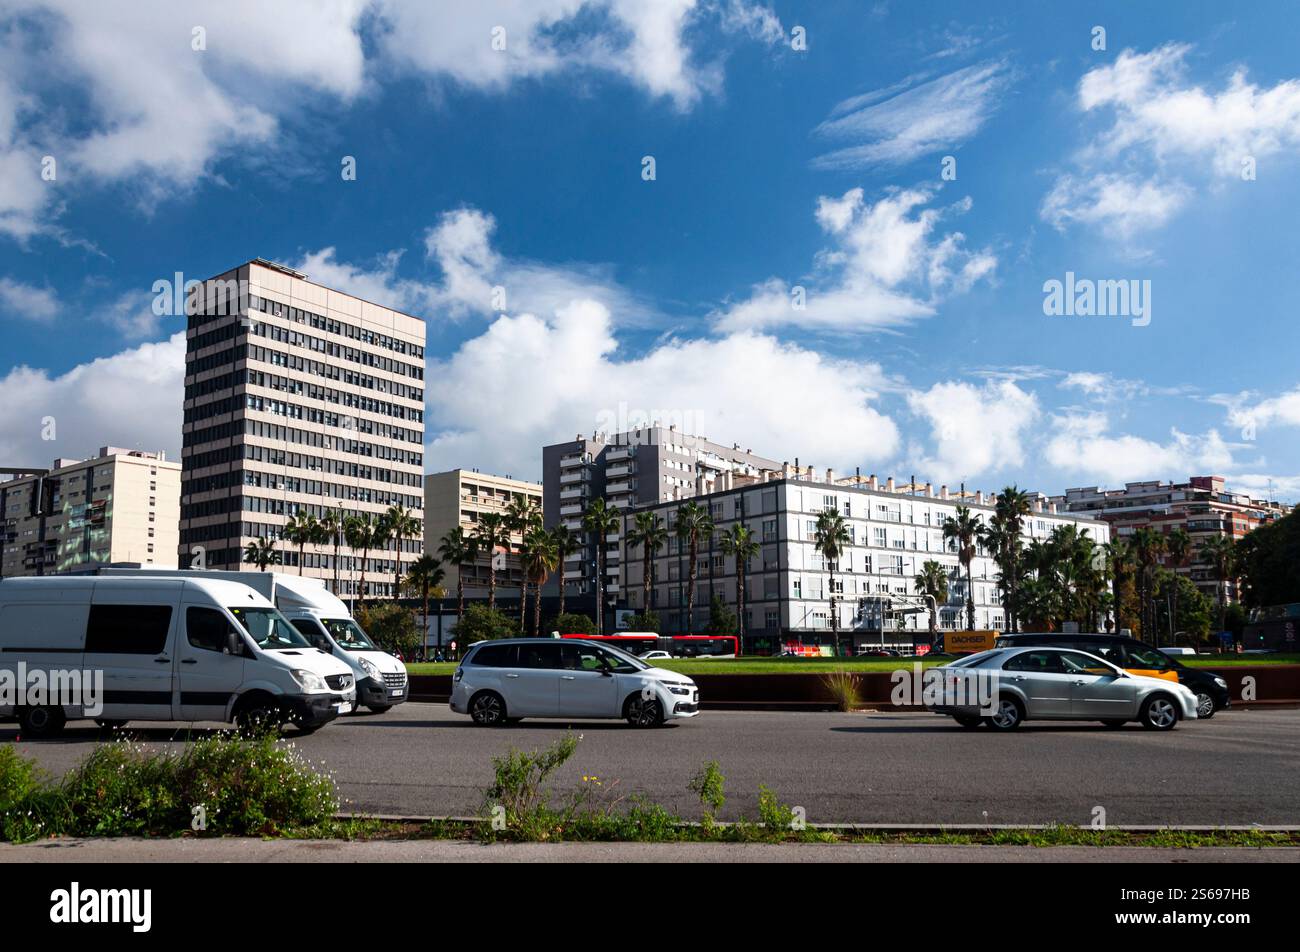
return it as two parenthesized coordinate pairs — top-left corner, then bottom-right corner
(470, 643), (516, 667)
(85, 604), (173, 655)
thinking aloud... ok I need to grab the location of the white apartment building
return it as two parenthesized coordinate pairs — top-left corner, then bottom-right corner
(179, 259), (426, 597)
(622, 469), (1110, 650)
(1, 447), (180, 577)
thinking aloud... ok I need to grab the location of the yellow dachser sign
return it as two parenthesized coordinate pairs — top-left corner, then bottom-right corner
(945, 630), (999, 653)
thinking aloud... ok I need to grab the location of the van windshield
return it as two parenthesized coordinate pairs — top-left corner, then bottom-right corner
(230, 607), (312, 649)
(322, 618), (377, 651)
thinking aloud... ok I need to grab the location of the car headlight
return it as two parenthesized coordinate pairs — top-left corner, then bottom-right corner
(291, 669), (328, 694)
(1214, 677), (1227, 688)
(359, 657), (378, 677)
(666, 683), (692, 696)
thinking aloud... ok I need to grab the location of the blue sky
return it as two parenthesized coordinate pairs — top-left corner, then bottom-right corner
(2, 0), (1299, 501)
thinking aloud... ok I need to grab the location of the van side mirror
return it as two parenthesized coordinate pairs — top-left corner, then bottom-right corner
(227, 629), (244, 656)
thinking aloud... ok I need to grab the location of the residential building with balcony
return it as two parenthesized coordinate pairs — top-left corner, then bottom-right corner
(423, 469), (542, 599)
(1, 447), (180, 577)
(541, 426), (780, 613)
(178, 259), (426, 597)
(1052, 475), (1290, 604)
(622, 468), (1109, 652)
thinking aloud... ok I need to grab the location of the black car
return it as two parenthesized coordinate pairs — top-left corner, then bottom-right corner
(994, 633), (1230, 718)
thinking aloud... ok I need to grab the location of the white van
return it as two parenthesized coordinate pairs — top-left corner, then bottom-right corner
(0, 576), (357, 737)
(99, 569), (408, 713)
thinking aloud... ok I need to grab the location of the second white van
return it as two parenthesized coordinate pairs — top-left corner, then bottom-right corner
(0, 576), (357, 737)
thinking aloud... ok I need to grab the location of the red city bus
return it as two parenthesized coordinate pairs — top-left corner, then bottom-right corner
(559, 632), (739, 658)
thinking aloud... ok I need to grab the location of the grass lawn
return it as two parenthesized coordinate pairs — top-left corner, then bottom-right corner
(406, 652), (1300, 677)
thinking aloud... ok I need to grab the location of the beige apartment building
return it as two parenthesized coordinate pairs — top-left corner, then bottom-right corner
(424, 469), (543, 598)
(1, 447), (180, 577)
(179, 259), (426, 597)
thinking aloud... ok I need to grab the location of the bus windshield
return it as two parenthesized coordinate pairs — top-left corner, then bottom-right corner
(322, 617), (377, 651)
(230, 607), (312, 650)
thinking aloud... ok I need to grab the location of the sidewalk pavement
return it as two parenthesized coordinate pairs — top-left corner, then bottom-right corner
(3, 838), (1296, 863)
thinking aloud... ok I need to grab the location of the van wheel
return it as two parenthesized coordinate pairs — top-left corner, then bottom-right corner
(18, 706), (66, 738)
(235, 701), (285, 737)
(469, 691), (506, 726)
(625, 696), (664, 728)
(984, 696), (1024, 731)
(1140, 695), (1179, 731)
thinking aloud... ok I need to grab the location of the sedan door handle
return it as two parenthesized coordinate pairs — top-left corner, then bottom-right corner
(154, 657), (171, 664)
(560, 675), (576, 680)
(505, 673), (520, 679)
(181, 659), (197, 665)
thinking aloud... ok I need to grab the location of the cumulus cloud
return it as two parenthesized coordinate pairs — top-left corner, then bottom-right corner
(1042, 43), (1300, 246)
(905, 379), (1040, 486)
(1222, 386), (1300, 432)
(292, 206), (662, 327)
(713, 185), (995, 334)
(425, 299), (899, 479)
(0, 0), (781, 238)
(1043, 411), (1234, 485)
(812, 59), (1013, 169)
(0, 332), (185, 464)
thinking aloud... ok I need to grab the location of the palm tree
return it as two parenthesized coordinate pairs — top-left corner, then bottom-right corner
(1198, 535), (1236, 638)
(344, 512), (384, 604)
(472, 511), (510, 611)
(243, 536), (280, 572)
(718, 523), (759, 641)
(993, 487), (1031, 631)
(979, 515), (1017, 632)
(913, 559), (950, 645)
(319, 508), (344, 594)
(625, 511), (668, 619)
(814, 507), (851, 655)
(1104, 539), (1135, 633)
(942, 506), (981, 631)
(283, 509), (319, 577)
(505, 497), (542, 629)
(549, 524), (578, 617)
(437, 526), (478, 621)
(1164, 527), (1192, 644)
(675, 501), (715, 635)
(403, 554), (444, 653)
(582, 498), (619, 637)
(519, 527), (559, 636)
(384, 504), (420, 603)
(1132, 526), (1166, 643)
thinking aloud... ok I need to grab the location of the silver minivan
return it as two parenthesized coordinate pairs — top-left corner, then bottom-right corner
(450, 638), (701, 727)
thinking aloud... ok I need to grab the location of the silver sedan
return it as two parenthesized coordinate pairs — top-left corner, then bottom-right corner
(928, 646), (1200, 731)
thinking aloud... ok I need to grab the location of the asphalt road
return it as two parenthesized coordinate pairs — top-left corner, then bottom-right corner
(6, 705), (1299, 826)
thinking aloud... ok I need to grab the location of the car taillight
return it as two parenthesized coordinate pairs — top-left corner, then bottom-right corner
(454, 667), (463, 682)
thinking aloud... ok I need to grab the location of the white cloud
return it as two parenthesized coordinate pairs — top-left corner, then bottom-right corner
(0, 332), (185, 464)
(1043, 43), (1300, 244)
(1223, 387), (1300, 432)
(905, 379), (1039, 486)
(1043, 411), (1234, 485)
(292, 206), (662, 327)
(812, 59), (1013, 169)
(1041, 172), (1189, 243)
(0, 0), (780, 238)
(372, 0), (782, 110)
(713, 185), (996, 334)
(0, 276), (58, 321)
(1079, 43), (1300, 175)
(425, 299), (899, 478)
